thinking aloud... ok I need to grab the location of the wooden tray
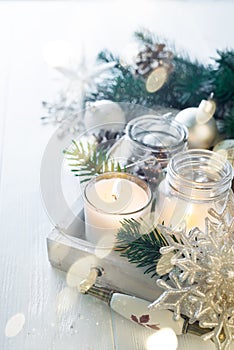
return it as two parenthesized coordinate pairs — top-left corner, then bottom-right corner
(47, 197), (161, 302)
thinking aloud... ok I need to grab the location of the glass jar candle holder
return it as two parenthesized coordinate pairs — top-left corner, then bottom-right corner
(108, 115), (188, 187)
(154, 149), (233, 232)
(84, 172), (152, 247)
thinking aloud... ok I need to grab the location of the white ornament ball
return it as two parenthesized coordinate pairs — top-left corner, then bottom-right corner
(175, 106), (218, 149)
(84, 100), (126, 130)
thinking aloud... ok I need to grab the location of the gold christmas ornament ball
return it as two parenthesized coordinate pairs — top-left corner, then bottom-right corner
(175, 105), (218, 149)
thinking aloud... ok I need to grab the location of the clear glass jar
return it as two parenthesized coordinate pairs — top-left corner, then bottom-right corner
(154, 149), (233, 232)
(84, 172), (152, 247)
(108, 114), (188, 186)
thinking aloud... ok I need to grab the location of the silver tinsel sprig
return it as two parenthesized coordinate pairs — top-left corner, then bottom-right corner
(150, 191), (234, 350)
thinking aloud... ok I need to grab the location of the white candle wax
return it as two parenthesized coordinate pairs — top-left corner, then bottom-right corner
(84, 173), (152, 247)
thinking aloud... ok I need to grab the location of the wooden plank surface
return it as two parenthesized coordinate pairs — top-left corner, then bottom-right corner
(0, 2), (233, 350)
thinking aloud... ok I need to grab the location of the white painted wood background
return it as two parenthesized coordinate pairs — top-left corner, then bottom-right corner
(0, 1), (234, 349)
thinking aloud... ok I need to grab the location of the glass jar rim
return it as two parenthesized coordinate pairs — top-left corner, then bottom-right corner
(125, 114), (188, 153)
(84, 172), (152, 215)
(167, 149), (233, 199)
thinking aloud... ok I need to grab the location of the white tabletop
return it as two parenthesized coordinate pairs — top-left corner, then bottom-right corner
(0, 1), (233, 349)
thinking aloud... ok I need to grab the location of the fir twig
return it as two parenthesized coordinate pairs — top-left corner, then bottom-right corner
(134, 29), (155, 46)
(64, 140), (123, 183)
(115, 218), (168, 278)
(86, 29), (234, 137)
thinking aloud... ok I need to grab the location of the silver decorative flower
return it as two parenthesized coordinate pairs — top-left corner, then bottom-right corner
(150, 192), (234, 350)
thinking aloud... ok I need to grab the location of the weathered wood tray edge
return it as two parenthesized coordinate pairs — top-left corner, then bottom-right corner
(47, 215), (161, 302)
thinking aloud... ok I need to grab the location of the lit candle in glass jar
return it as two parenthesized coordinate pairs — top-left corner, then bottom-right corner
(154, 150), (233, 232)
(84, 172), (152, 247)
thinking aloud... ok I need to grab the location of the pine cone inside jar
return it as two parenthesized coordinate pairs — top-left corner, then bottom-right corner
(94, 128), (125, 152)
(135, 43), (174, 77)
(126, 156), (163, 188)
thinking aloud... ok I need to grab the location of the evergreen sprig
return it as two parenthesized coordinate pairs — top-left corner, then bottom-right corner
(86, 29), (234, 138)
(64, 140), (122, 183)
(115, 218), (168, 278)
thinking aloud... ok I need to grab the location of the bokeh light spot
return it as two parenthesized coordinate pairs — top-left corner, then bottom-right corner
(146, 327), (178, 350)
(94, 236), (114, 258)
(5, 313), (25, 338)
(66, 256), (97, 287)
(146, 66), (168, 93)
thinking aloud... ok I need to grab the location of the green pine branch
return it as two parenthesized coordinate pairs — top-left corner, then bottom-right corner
(134, 29), (155, 46)
(97, 49), (117, 63)
(86, 30), (234, 138)
(221, 106), (234, 137)
(115, 218), (168, 278)
(64, 140), (123, 183)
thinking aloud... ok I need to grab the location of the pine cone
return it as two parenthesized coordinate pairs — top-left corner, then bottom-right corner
(135, 43), (174, 77)
(94, 129), (125, 152)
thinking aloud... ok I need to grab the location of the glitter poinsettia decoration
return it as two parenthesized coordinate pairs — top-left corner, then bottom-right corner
(150, 192), (234, 350)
